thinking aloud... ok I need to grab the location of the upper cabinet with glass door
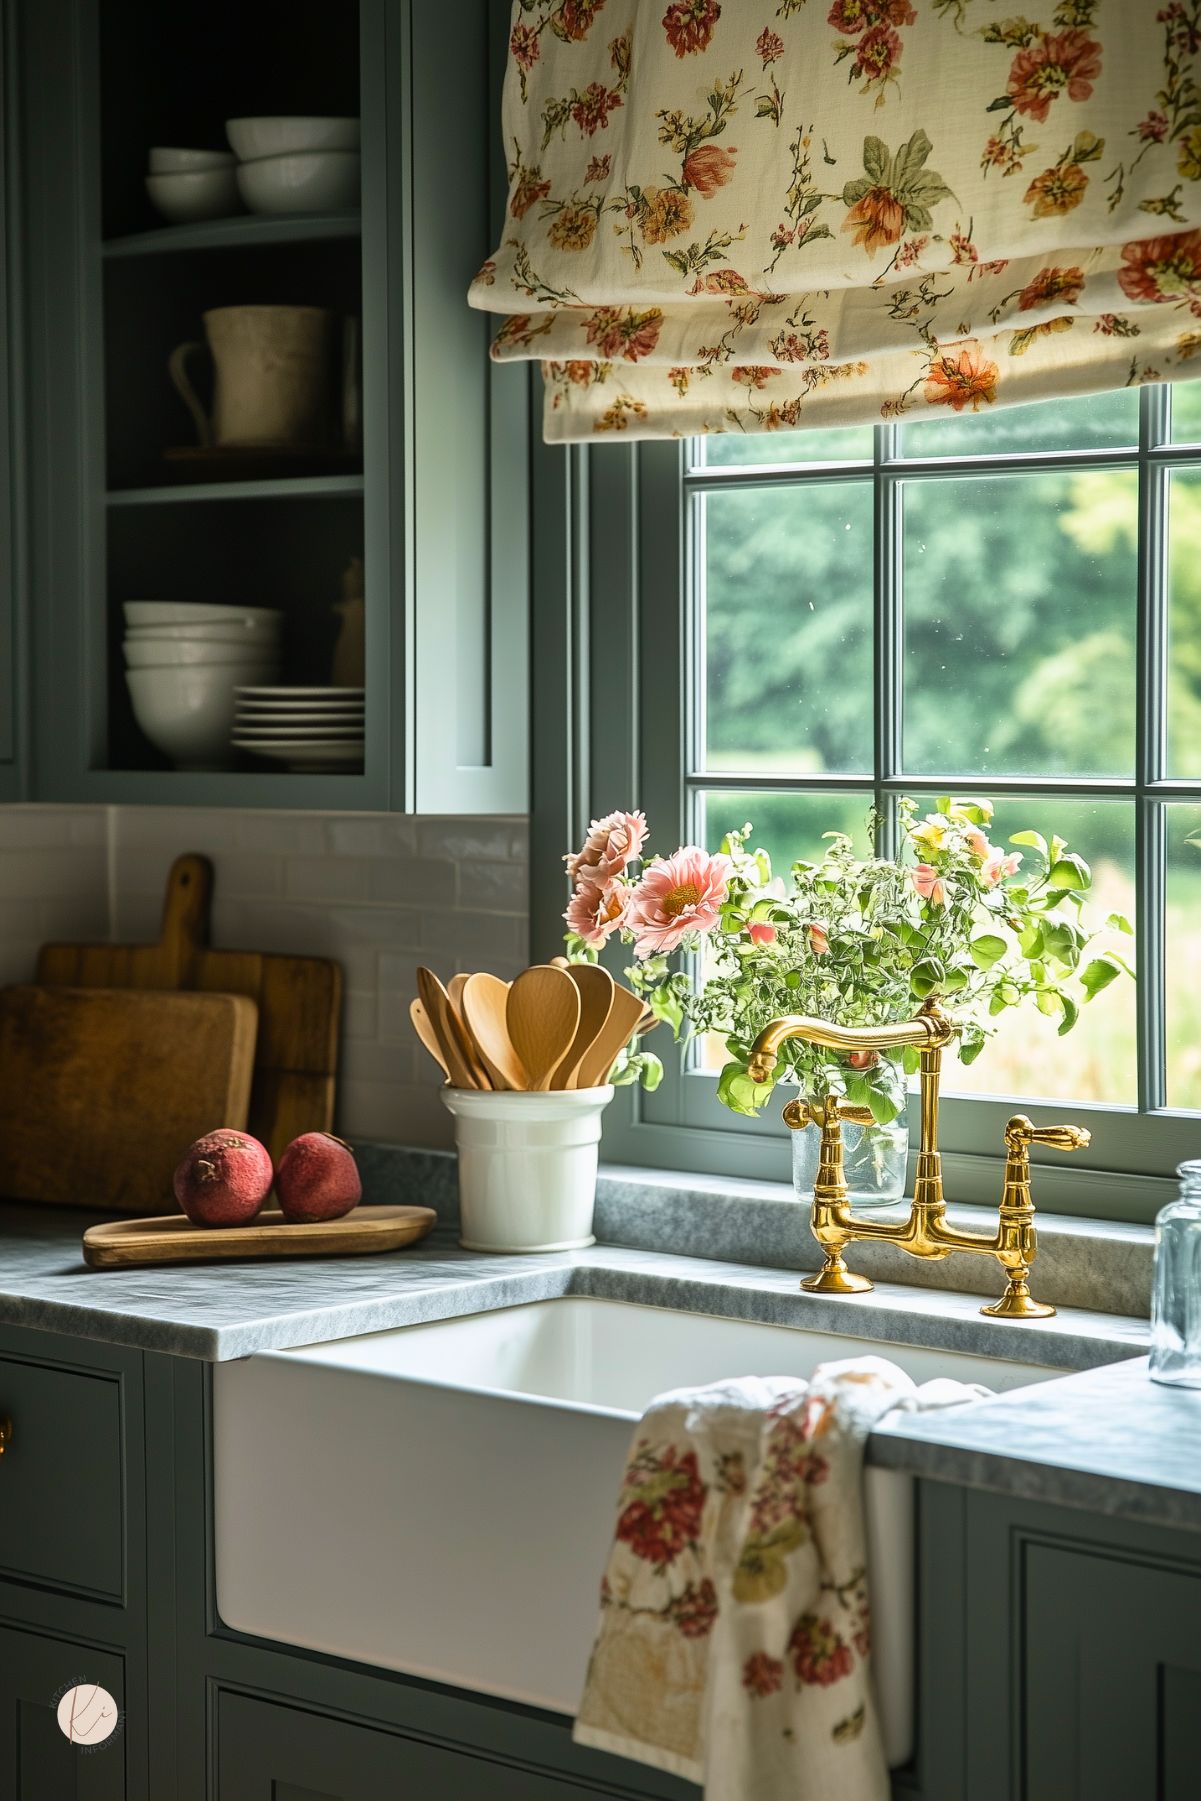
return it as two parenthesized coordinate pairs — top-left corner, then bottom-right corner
(13, 0), (527, 813)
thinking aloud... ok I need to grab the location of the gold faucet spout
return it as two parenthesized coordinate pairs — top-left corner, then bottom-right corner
(747, 1004), (955, 1083)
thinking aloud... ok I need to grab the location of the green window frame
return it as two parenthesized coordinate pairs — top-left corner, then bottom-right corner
(531, 384), (1201, 1225)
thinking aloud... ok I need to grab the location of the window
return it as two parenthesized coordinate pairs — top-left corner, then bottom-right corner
(533, 384), (1201, 1221)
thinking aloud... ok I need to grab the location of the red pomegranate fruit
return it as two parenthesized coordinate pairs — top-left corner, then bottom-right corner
(275, 1132), (362, 1224)
(173, 1130), (274, 1227)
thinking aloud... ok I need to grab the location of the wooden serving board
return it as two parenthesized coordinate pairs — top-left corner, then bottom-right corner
(82, 1205), (437, 1269)
(37, 853), (341, 1165)
(0, 985), (258, 1214)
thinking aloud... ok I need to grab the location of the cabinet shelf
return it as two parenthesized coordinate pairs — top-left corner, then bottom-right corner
(102, 213), (361, 259)
(106, 473), (364, 506)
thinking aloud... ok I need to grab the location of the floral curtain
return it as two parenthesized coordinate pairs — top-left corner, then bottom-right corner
(467, 1), (1201, 442)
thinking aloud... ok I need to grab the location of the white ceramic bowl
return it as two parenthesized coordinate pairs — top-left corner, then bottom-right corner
(145, 168), (240, 223)
(148, 147), (236, 175)
(127, 665), (267, 770)
(124, 601), (281, 627)
(225, 116), (360, 160)
(123, 638), (280, 671)
(236, 151), (360, 216)
(124, 624), (280, 649)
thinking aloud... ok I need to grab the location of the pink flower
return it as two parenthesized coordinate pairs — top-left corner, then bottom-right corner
(911, 864), (947, 907)
(964, 828), (992, 858)
(808, 923), (831, 955)
(748, 921), (777, 947)
(565, 809), (648, 886)
(981, 850), (1022, 888)
(627, 847), (731, 957)
(564, 878), (627, 946)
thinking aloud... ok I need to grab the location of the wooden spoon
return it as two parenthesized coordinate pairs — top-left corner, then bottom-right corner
(573, 982), (646, 1089)
(448, 973), (470, 1012)
(553, 964), (615, 1088)
(506, 966), (581, 1091)
(409, 997), (450, 1079)
(444, 971), (490, 1086)
(417, 967), (484, 1090)
(461, 973), (527, 1091)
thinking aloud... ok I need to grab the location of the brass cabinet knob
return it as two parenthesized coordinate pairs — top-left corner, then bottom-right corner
(0, 1416), (11, 1456)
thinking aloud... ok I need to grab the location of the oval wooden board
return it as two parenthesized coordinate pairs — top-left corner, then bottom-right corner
(82, 1204), (437, 1270)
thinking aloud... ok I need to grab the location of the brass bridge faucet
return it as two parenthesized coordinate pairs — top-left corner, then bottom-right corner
(747, 1003), (1090, 1320)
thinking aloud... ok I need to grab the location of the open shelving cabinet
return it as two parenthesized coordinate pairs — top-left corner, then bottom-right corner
(14, 0), (528, 813)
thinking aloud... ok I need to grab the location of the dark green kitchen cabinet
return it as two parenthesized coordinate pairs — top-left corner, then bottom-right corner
(10, 0), (528, 812)
(215, 1688), (677, 1801)
(0, 1625), (127, 1800)
(956, 1489), (1201, 1801)
(0, 0), (23, 795)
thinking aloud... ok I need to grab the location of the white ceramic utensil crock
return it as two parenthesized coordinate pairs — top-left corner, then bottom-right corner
(439, 1086), (614, 1253)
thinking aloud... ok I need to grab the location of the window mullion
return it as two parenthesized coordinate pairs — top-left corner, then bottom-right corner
(874, 422), (901, 857)
(1137, 385), (1169, 1113)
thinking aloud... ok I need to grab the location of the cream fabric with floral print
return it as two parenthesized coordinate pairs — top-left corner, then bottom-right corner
(574, 1358), (986, 1799)
(469, 1), (1201, 441)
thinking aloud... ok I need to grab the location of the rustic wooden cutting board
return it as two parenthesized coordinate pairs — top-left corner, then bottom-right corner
(37, 853), (341, 1164)
(0, 985), (258, 1214)
(82, 1205), (437, 1269)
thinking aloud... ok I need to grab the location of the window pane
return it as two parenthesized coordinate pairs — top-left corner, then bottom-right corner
(702, 482), (874, 775)
(899, 388), (1137, 459)
(1166, 805), (1201, 1111)
(701, 424), (873, 468)
(1167, 470), (1201, 775)
(698, 789), (874, 874)
(901, 471), (1138, 778)
(944, 798), (1135, 1107)
(1170, 378), (1201, 444)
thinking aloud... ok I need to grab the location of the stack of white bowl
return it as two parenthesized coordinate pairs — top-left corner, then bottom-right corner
(233, 686), (365, 771)
(226, 118), (360, 215)
(145, 147), (239, 224)
(124, 603), (282, 771)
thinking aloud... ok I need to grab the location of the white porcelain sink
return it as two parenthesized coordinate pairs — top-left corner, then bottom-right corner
(213, 1297), (1058, 1767)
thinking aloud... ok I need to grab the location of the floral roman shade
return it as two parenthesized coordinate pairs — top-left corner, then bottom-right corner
(468, 1), (1201, 442)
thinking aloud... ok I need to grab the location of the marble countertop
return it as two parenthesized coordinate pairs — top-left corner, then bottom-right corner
(3, 1199), (1193, 1533)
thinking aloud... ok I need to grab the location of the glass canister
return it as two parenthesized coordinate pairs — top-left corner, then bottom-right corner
(1149, 1160), (1201, 1388)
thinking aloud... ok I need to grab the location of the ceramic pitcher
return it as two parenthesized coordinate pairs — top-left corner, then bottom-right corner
(168, 305), (334, 448)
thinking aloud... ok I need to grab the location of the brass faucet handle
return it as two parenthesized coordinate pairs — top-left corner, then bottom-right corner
(782, 1096), (874, 1131)
(1004, 1115), (1091, 1155)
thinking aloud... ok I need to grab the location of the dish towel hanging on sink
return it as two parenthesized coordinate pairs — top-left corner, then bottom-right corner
(573, 1357), (987, 1801)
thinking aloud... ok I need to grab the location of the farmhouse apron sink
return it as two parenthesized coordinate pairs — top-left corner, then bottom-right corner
(213, 1297), (1057, 1767)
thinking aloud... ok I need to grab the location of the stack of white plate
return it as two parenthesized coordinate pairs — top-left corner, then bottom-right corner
(233, 687), (364, 772)
(123, 603), (282, 770)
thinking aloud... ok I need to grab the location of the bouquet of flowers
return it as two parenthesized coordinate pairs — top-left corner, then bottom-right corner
(562, 798), (1131, 1121)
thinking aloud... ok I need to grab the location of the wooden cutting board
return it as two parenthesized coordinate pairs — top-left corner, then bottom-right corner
(0, 985), (258, 1214)
(37, 853), (341, 1165)
(82, 1204), (437, 1269)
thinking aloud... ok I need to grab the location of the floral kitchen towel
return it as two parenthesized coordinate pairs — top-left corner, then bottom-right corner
(573, 1357), (983, 1799)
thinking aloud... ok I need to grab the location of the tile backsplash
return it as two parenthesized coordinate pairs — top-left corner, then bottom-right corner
(0, 805), (530, 1148)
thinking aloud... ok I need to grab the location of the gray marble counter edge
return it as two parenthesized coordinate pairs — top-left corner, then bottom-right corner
(866, 1431), (1201, 1532)
(0, 1237), (1148, 1367)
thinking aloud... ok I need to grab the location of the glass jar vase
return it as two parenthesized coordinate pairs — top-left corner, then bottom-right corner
(791, 1110), (909, 1209)
(1149, 1160), (1201, 1389)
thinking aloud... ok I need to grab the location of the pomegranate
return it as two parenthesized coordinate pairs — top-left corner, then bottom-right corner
(276, 1132), (361, 1223)
(173, 1130), (273, 1227)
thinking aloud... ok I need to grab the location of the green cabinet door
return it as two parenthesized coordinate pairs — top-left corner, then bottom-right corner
(215, 1689), (666, 1801)
(962, 1492), (1201, 1801)
(1023, 1544), (1201, 1801)
(0, 1623), (126, 1800)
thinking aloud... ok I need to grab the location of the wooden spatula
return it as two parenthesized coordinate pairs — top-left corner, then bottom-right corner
(410, 997), (450, 1079)
(416, 967), (483, 1090)
(553, 964), (615, 1088)
(461, 973), (527, 1091)
(573, 982), (646, 1089)
(506, 966), (580, 1091)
